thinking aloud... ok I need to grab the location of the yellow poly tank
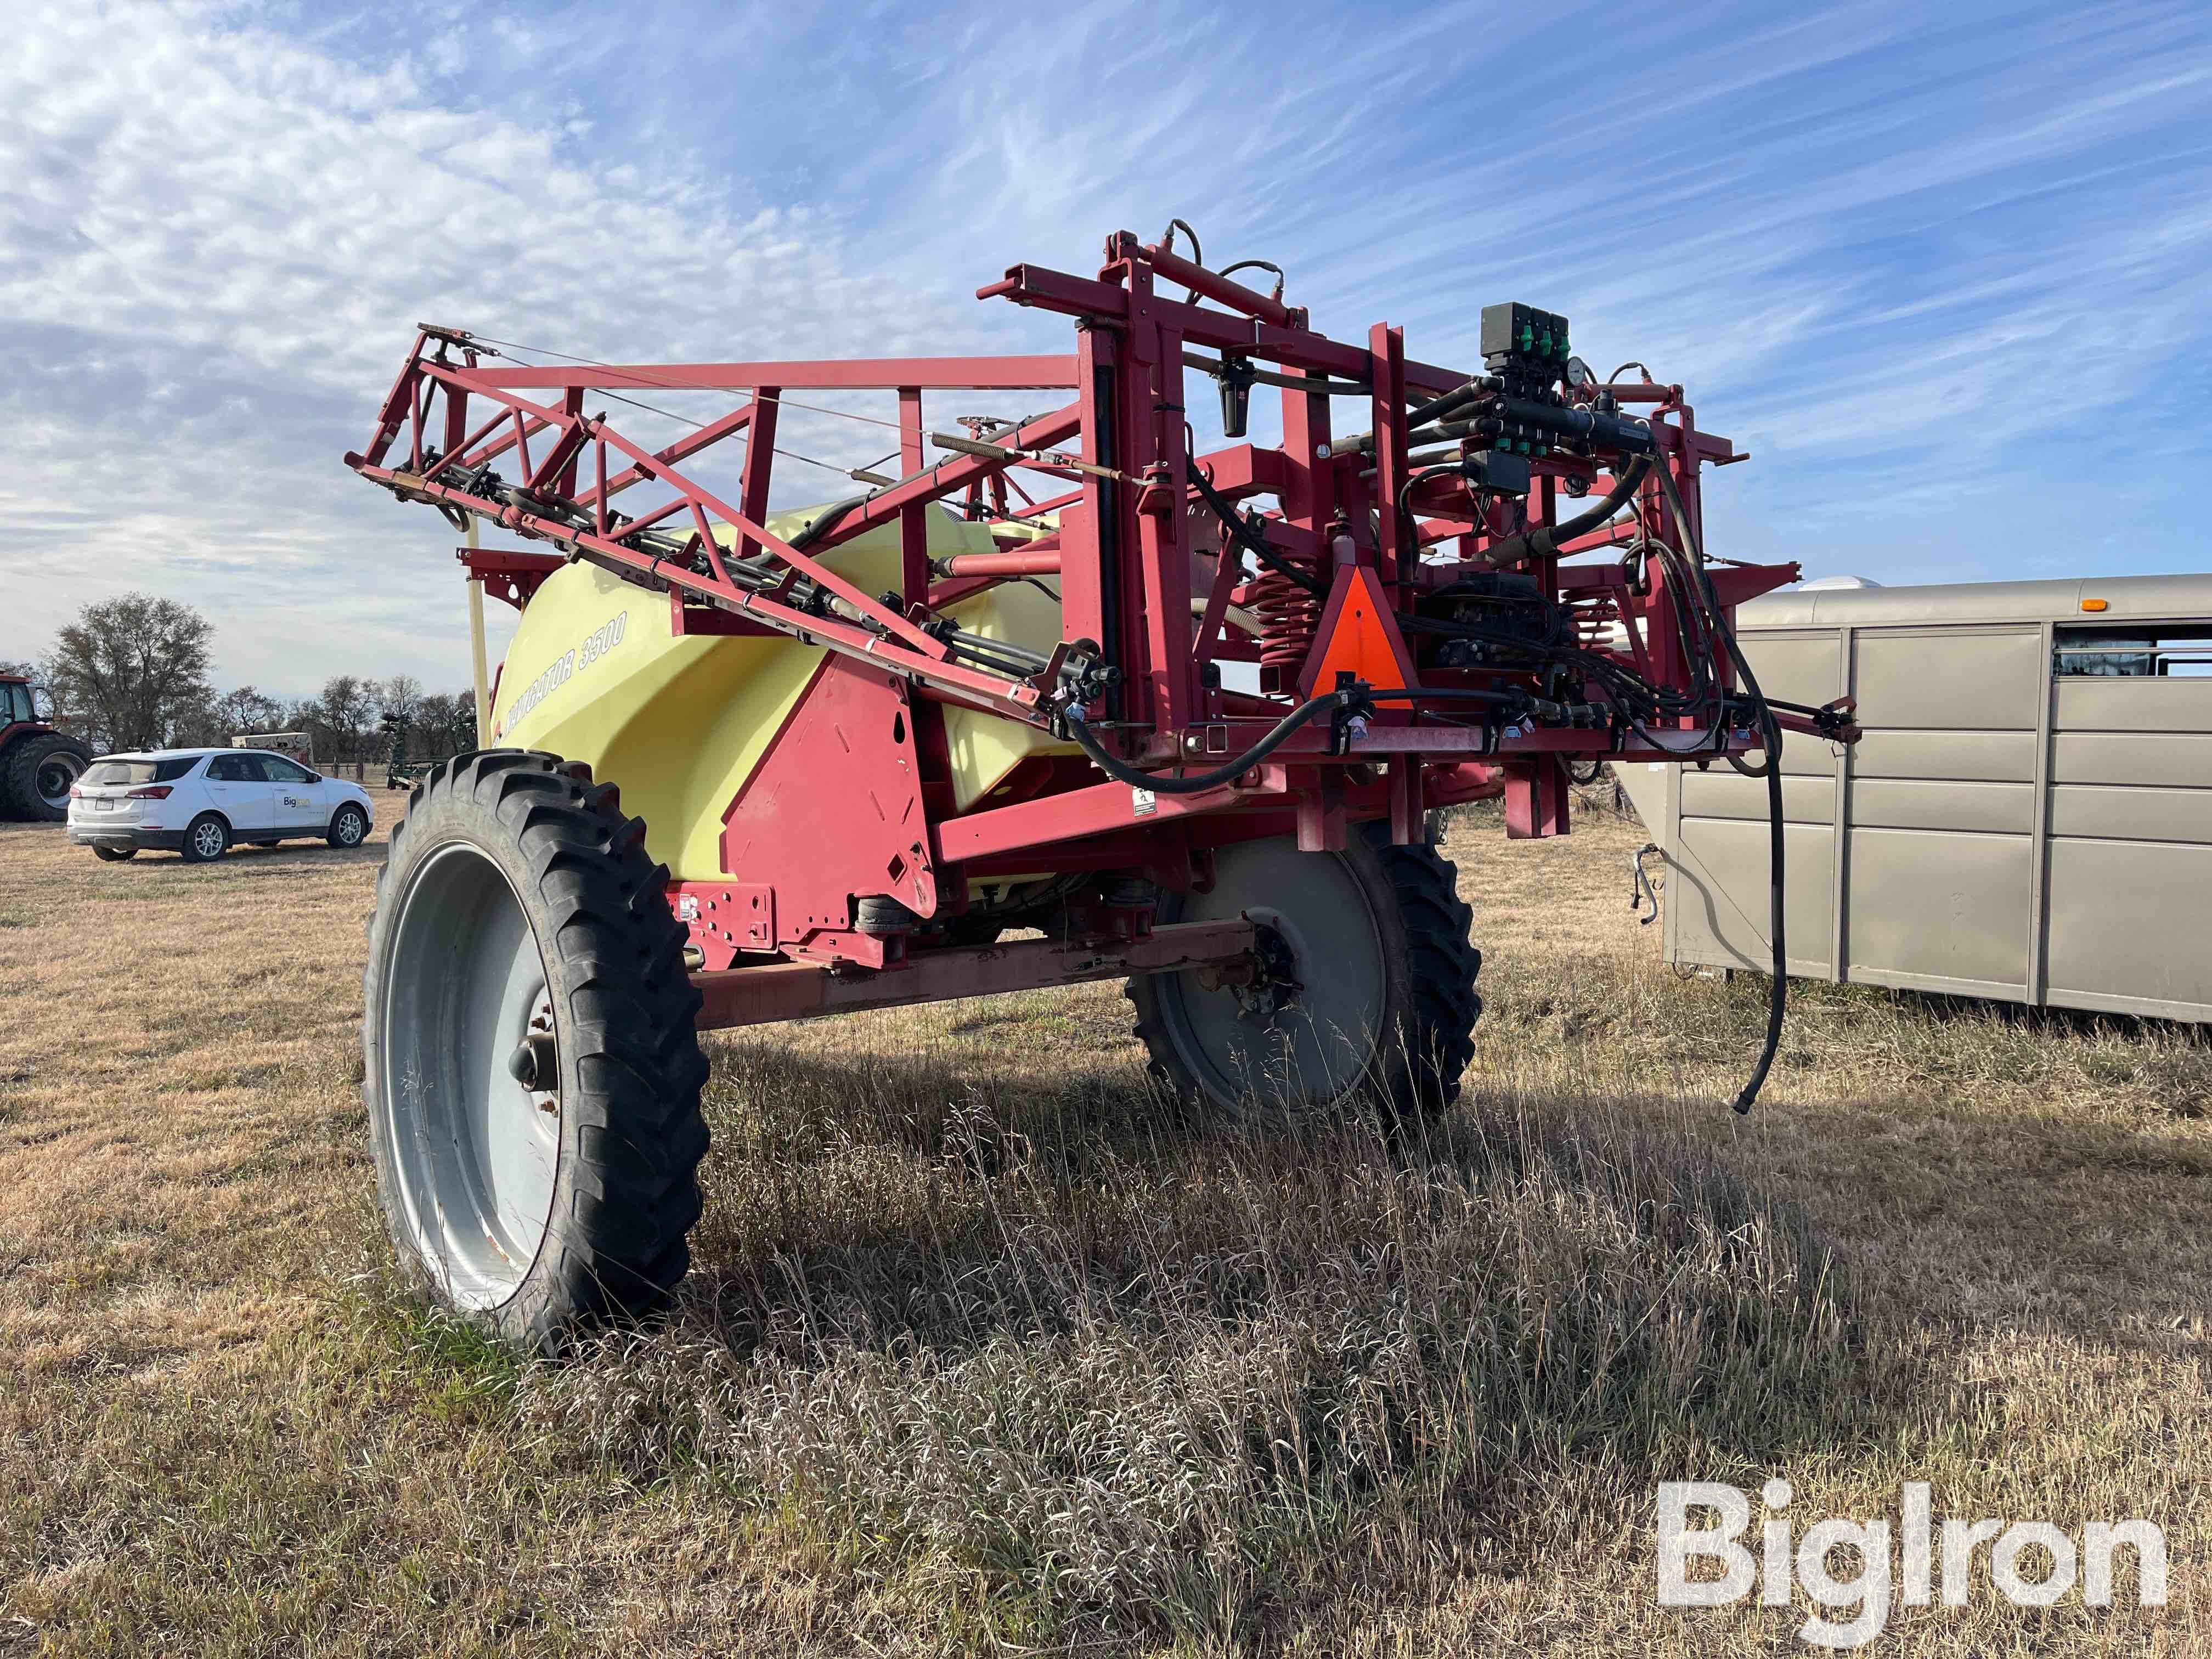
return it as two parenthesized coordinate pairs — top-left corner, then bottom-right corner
(488, 506), (1072, 881)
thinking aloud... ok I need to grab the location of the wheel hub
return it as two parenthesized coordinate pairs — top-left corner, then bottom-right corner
(1142, 837), (1393, 1111)
(510, 999), (561, 1114)
(1199, 921), (1303, 1020)
(36, 758), (78, 810)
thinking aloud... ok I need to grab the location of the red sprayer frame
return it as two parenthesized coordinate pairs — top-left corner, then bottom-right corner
(346, 228), (1852, 1026)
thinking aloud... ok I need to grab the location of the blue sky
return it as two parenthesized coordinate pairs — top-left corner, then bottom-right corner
(2, 0), (2208, 696)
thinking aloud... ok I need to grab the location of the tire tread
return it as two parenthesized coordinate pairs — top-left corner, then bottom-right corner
(362, 748), (708, 1354)
(1127, 820), (1483, 1119)
(3, 731), (91, 822)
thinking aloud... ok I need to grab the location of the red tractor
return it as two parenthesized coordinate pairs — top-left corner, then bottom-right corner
(0, 673), (91, 822)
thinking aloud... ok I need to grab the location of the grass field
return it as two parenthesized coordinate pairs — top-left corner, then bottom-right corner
(2, 803), (2207, 1655)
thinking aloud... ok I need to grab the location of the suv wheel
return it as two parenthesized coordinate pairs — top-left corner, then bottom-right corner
(329, 803), (369, 848)
(182, 814), (230, 864)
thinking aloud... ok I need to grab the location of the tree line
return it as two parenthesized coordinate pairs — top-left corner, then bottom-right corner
(5, 592), (477, 765)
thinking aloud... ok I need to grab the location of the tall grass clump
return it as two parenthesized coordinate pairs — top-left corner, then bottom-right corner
(517, 1041), (1859, 1645)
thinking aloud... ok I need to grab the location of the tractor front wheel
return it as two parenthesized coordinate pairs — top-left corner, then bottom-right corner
(363, 750), (709, 1353)
(1130, 821), (1481, 1121)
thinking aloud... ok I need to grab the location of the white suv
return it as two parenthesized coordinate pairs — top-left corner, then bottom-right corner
(67, 748), (374, 863)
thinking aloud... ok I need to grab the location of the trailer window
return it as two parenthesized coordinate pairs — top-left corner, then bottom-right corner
(2053, 624), (2212, 679)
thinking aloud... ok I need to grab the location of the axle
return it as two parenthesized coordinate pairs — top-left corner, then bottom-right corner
(691, 917), (1259, 1031)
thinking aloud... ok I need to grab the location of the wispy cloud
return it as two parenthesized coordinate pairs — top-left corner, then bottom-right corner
(2, 0), (2208, 693)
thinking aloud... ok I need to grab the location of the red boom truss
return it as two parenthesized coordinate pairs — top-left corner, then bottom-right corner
(347, 227), (1852, 987)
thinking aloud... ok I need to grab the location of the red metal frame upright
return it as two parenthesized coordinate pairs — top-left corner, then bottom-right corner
(351, 229), (1852, 990)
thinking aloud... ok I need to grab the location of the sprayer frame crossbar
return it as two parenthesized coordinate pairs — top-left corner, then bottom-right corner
(348, 233), (1825, 865)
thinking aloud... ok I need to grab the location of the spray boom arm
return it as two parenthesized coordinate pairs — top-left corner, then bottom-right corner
(347, 233), (1847, 804)
(346, 228), (1863, 1114)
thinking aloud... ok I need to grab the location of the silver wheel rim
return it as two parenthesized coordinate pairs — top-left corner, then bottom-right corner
(193, 820), (225, 859)
(337, 809), (364, 845)
(1154, 839), (1390, 1108)
(36, 754), (80, 810)
(381, 840), (561, 1308)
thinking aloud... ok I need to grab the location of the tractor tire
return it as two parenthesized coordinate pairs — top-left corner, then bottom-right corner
(93, 845), (137, 862)
(363, 749), (709, 1354)
(1129, 820), (1481, 1121)
(4, 732), (91, 822)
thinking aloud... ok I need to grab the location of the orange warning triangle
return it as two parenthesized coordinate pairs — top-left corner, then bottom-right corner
(1301, 565), (1417, 698)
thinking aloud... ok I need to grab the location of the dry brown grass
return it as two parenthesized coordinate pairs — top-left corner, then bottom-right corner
(1, 802), (2208, 1655)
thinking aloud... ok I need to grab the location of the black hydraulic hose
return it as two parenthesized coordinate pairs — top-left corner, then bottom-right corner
(1737, 740), (1787, 1116)
(1064, 693), (1344, 793)
(1404, 377), (1497, 430)
(1475, 455), (1650, 567)
(1217, 257), (1285, 296)
(786, 495), (871, 551)
(1331, 378), (1508, 454)
(1188, 460), (1327, 596)
(1062, 687), (1525, 796)
(1653, 460), (1785, 1117)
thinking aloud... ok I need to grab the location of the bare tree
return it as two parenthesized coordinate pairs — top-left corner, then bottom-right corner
(313, 675), (375, 764)
(42, 592), (215, 752)
(415, 691), (454, 757)
(168, 685), (294, 749)
(215, 686), (287, 737)
(373, 674), (426, 764)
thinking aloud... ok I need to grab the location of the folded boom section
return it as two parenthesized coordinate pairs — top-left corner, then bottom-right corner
(345, 227), (1854, 972)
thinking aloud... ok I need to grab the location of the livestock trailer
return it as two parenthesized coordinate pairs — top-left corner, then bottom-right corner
(1620, 573), (2212, 1022)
